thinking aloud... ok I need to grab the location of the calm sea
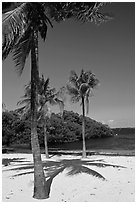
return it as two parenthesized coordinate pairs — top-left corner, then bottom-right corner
(49, 133), (135, 152)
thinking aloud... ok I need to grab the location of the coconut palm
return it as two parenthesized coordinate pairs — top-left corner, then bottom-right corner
(18, 75), (65, 159)
(38, 77), (65, 159)
(3, 3), (52, 199)
(2, 2), (112, 199)
(67, 70), (99, 158)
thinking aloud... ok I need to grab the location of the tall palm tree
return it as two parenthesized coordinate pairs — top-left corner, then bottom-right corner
(18, 75), (64, 159)
(2, 2), (112, 199)
(3, 3), (53, 199)
(67, 70), (99, 158)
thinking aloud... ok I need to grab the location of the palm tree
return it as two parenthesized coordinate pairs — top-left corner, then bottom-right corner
(2, 2), (112, 199)
(38, 76), (65, 159)
(18, 75), (64, 159)
(67, 70), (99, 158)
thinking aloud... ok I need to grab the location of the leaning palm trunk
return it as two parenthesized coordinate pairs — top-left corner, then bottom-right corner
(30, 30), (49, 199)
(43, 122), (49, 159)
(82, 96), (86, 158)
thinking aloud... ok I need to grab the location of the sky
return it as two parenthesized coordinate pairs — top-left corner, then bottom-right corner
(2, 2), (135, 128)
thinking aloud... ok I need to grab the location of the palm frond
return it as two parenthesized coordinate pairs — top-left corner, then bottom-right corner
(70, 95), (81, 104)
(2, 3), (30, 60)
(69, 70), (79, 88)
(44, 2), (113, 25)
(15, 106), (26, 114)
(75, 2), (113, 24)
(17, 98), (30, 107)
(17, 83), (31, 106)
(38, 8), (53, 41)
(2, 2), (22, 14)
(43, 78), (50, 94)
(88, 74), (100, 88)
(12, 27), (32, 75)
(54, 98), (64, 115)
(66, 83), (79, 96)
(56, 86), (67, 103)
(16, 103), (31, 120)
(77, 69), (86, 84)
(66, 83), (81, 103)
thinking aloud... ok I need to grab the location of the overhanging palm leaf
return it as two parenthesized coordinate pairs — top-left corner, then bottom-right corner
(2, 3), (53, 75)
(74, 2), (112, 24)
(12, 27), (32, 75)
(2, 3), (29, 60)
(2, 1), (112, 56)
(44, 2), (113, 24)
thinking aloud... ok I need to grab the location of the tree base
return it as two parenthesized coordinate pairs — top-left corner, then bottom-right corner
(82, 152), (87, 158)
(33, 187), (49, 200)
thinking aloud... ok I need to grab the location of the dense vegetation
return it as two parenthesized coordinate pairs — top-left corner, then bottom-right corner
(2, 109), (114, 147)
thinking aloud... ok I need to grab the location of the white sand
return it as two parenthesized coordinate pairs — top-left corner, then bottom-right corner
(2, 153), (135, 202)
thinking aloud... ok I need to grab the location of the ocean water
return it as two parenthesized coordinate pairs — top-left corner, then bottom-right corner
(49, 133), (135, 151)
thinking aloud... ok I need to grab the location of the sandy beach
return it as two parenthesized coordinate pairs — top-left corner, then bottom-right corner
(2, 153), (135, 202)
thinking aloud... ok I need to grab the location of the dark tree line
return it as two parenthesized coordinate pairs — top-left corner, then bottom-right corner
(2, 110), (114, 147)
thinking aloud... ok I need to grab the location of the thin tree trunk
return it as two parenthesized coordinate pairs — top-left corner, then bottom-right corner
(44, 122), (49, 158)
(82, 96), (86, 158)
(31, 30), (49, 199)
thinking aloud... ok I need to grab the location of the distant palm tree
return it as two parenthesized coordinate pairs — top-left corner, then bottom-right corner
(38, 77), (65, 158)
(18, 75), (64, 159)
(2, 2), (112, 199)
(67, 70), (99, 158)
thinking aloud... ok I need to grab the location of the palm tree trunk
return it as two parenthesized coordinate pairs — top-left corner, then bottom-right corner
(43, 122), (49, 158)
(31, 30), (49, 199)
(82, 96), (86, 158)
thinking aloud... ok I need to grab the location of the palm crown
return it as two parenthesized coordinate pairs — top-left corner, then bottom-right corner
(2, 3), (53, 74)
(67, 70), (99, 114)
(17, 75), (64, 119)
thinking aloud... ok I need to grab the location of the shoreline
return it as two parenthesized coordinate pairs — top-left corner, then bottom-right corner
(3, 148), (135, 157)
(48, 149), (135, 157)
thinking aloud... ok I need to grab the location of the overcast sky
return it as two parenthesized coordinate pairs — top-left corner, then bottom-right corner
(2, 2), (135, 128)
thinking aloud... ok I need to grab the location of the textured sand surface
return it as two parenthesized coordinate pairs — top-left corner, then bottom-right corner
(2, 153), (135, 202)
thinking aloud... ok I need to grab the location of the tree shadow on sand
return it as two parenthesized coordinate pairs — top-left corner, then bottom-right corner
(2, 158), (30, 166)
(3, 156), (126, 197)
